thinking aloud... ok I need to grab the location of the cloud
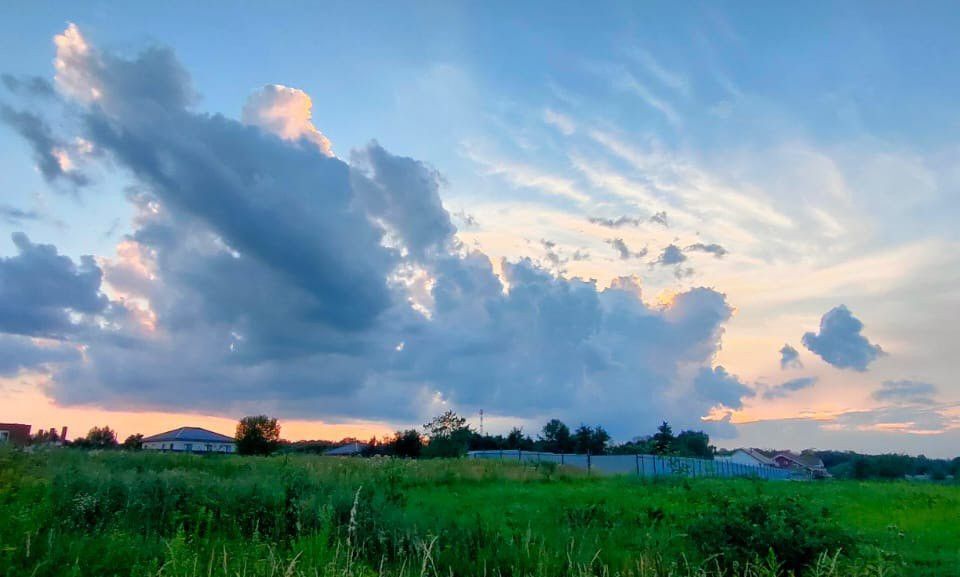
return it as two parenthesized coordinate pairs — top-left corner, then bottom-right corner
(0, 106), (89, 186)
(0, 334), (80, 376)
(779, 343), (802, 369)
(1, 74), (55, 97)
(802, 305), (883, 371)
(605, 238), (647, 260)
(872, 380), (938, 405)
(242, 84), (334, 156)
(0, 24), (742, 436)
(0, 205), (42, 224)
(693, 366), (753, 409)
(0, 232), (107, 337)
(589, 215), (642, 228)
(686, 242), (728, 258)
(649, 211), (668, 227)
(763, 376), (818, 399)
(543, 108), (575, 135)
(653, 243), (687, 266)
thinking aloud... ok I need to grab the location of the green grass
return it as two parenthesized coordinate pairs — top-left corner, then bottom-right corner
(0, 448), (957, 577)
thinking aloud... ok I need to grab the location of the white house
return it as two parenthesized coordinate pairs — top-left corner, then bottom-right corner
(718, 448), (777, 467)
(142, 426), (236, 453)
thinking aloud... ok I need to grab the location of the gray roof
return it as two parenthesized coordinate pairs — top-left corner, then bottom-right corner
(325, 442), (367, 456)
(143, 427), (234, 444)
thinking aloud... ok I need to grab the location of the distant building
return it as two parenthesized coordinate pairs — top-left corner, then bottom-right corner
(324, 441), (368, 456)
(720, 448), (830, 478)
(142, 427), (235, 453)
(0, 423), (31, 447)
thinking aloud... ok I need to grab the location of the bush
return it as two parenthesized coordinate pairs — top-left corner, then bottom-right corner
(687, 493), (855, 572)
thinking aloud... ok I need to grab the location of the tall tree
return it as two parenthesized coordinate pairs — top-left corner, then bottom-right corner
(78, 426), (118, 449)
(122, 433), (144, 450)
(390, 429), (423, 458)
(422, 410), (472, 458)
(540, 419), (572, 453)
(235, 415), (281, 456)
(652, 421), (674, 455)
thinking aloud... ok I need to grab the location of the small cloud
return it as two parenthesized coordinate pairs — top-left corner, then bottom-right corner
(653, 243), (686, 266)
(872, 380), (938, 405)
(686, 242), (728, 258)
(0, 106), (89, 187)
(589, 215), (642, 228)
(674, 266), (695, 279)
(802, 305), (884, 371)
(763, 376), (818, 399)
(649, 211), (668, 227)
(542, 108), (575, 135)
(606, 238), (647, 260)
(1, 74), (55, 98)
(780, 343), (802, 370)
(0, 205), (42, 225)
(453, 210), (478, 228)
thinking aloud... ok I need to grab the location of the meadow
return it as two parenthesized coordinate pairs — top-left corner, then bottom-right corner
(0, 449), (957, 577)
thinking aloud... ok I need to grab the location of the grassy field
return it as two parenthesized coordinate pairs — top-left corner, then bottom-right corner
(0, 449), (957, 577)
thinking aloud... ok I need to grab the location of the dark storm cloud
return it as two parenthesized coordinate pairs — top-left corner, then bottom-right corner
(0, 106), (89, 186)
(780, 343), (802, 369)
(802, 305), (883, 371)
(0, 232), (107, 337)
(1, 25), (742, 435)
(762, 376), (818, 399)
(0, 334), (80, 376)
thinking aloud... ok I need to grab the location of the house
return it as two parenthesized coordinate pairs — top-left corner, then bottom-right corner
(721, 448), (830, 478)
(770, 450), (830, 478)
(324, 441), (368, 456)
(719, 448), (777, 468)
(0, 423), (31, 447)
(142, 427), (236, 453)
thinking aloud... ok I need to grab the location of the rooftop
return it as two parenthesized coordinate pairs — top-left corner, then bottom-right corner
(143, 427), (234, 444)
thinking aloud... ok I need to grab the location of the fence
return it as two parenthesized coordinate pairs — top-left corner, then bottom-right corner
(468, 450), (795, 480)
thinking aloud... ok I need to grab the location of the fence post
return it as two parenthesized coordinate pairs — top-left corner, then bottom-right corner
(587, 452), (592, 475)
(561, 453), (565, 465)
(518, 449), (522, 462)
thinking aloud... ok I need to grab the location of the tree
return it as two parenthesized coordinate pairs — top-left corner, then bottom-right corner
(76, 426), (118, 449)
(31, 428), (61, 445)
(422, 410), (472, 458)
(122, 433), (144, 450)
(572, 424), (609, 454)
(235, 415), (281, 456)
(390, 429), (423, 458)
(506, 427), (533, 450)
(540, 419), (572, 453)
(673, 430), (713, 458)
(652, 421), (674, 455)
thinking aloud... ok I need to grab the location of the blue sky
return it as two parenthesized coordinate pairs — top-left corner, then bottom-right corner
(1, 2), (958, 455)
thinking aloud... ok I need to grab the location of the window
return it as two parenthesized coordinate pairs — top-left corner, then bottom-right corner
(185, 443), (193, 452)
(205, 444), (213, 452)
(0, 431), (9, 442)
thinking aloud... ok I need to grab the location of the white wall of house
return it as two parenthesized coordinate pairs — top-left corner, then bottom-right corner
(143, 440), (235, 453)
(719, 450), (766, 466)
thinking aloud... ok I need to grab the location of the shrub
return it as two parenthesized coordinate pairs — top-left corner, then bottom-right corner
(687, 493), (855, 572)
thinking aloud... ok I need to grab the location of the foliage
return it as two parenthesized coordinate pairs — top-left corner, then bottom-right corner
(688, 493), (856, 572)
(572, 424), (610, 454)
(0, 450), (956, 576)
(30, 427), (62, 445)
(652, 421), (674, 455)
(540, 418), (574, 453)
(235, 415), (281, 455)
(422, 410), (472, 458)
(122, 433), (144, 450)
(71, 425), (118, 449)
(389, 429), (423, 458)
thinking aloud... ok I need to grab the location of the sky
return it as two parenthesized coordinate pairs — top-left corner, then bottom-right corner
(1, 2), (958, 457)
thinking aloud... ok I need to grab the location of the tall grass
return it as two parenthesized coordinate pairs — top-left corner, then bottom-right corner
(0, 449), (955, 577)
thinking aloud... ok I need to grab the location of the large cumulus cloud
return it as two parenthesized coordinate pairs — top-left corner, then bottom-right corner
(0, 25), (751, 435)
(802, 305), (883, 371)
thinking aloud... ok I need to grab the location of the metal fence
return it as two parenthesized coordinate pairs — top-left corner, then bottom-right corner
(468, 450), (794, 480)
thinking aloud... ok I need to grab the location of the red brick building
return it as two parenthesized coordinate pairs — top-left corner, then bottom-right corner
(0, 423), (32, 447)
